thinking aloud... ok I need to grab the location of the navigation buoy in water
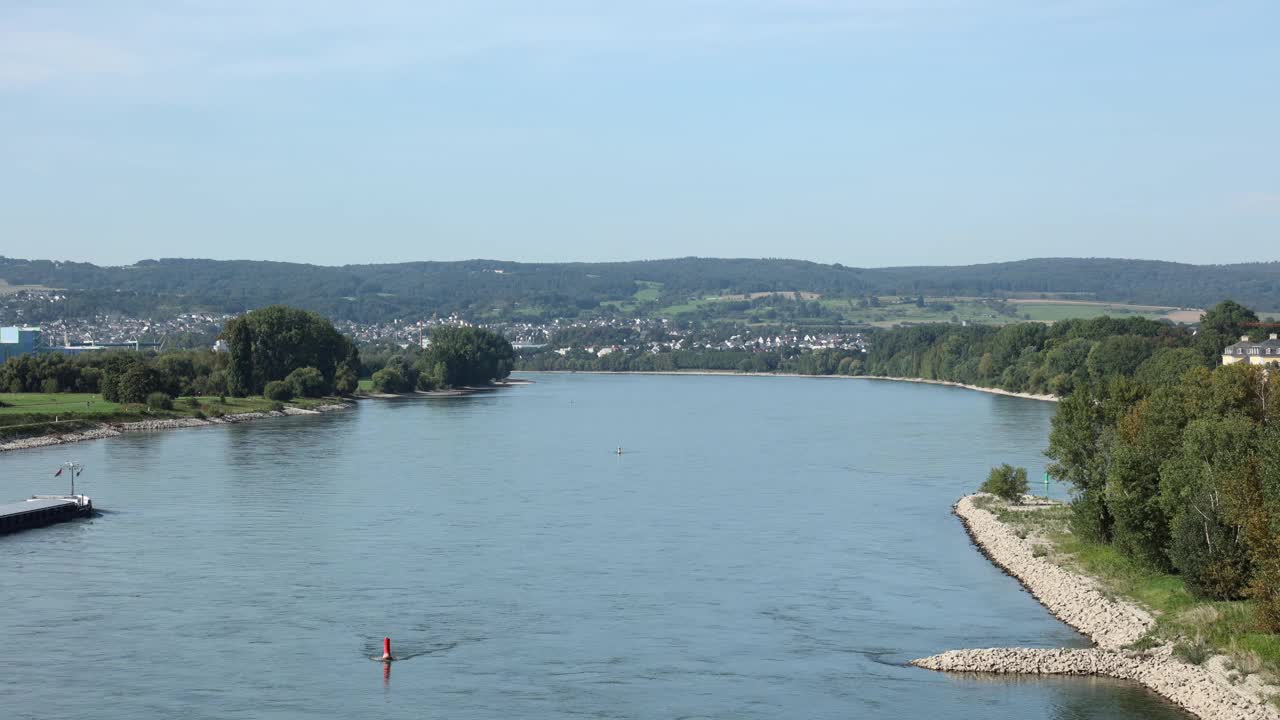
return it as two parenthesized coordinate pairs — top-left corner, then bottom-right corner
(381, 637), (393, 662)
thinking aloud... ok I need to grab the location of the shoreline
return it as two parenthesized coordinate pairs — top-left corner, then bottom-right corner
(515, 370), (1057, 403)
(358, 378), (532, 400)
(0, 379), (532, 455)
(912, 495), (1279, 720)
(0, 402), (354, 454)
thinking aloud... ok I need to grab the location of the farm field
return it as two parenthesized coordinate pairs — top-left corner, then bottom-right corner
(634, 292), (1207, 328)
(0, 279), (58, 296)
(1007, 299), (1203, 323)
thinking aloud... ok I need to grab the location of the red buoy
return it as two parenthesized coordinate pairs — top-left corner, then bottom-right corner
(382, 637), (392, 661)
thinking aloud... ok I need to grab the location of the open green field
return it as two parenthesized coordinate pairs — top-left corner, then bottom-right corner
(1010, 300), (1202, 324)
(0, 393), (121, 415)
(633, 280), (662, 302)
(633, 292), (1206, 327)
(978, 497), (1280, 680)
(0, 392), (340, 441)
(0, 279), (58, 296)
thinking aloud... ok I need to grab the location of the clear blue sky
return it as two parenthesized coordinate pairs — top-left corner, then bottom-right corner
(1, 1), (1277, 267)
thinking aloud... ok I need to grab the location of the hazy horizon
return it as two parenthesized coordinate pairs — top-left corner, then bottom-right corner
(3, 253), (1279, 271)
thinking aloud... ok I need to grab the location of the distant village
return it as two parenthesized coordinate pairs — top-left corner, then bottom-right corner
(0, 302), (868, 363)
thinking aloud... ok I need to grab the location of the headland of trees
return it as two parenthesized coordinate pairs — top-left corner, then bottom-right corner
(0, 306), (514, 443)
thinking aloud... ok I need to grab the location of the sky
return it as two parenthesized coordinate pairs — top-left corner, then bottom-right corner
(1, 1), (1277, 268)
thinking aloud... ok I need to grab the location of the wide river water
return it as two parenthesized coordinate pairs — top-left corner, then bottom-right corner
(0, 373), (1189, 719)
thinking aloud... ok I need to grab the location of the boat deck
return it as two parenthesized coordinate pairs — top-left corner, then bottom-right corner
(0, 497), (78, 517)
(0, 496), (92, 534)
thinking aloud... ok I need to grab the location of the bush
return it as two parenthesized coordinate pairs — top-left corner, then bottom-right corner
(371, 367), (409, 393)
(1032, 545), (1049, 558)
(145, 392), (173, 411)
(334, 363), (359, 395)
(193, 409), (206, 420)
(41, 378), (59, 393)
(185, 397), (200, 408)
(285, 366), (327, 398)
(264, 380), (294, 401)
(1173, 636), (1210, 665)
(270, 401), (285, 412)
(981, 464), (1029, 503)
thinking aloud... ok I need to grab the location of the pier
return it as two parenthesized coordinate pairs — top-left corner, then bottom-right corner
(0, 495), (93, 534)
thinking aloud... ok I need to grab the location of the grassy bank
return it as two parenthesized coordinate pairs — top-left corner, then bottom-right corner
(0, 392), (342, 441)
(974, 496), (1280, 682)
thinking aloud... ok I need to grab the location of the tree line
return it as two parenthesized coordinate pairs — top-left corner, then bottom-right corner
(0, 305), (360, 404)
(1047, 358), (1280, 631)
(363, 326), (514, 393)
(517, 346), (869, 376)
(1030, 300), (1280, 630)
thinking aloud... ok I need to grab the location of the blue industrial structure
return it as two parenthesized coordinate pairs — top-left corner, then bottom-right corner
(0, 327), (40, 363)
(1, 327), (160, 361)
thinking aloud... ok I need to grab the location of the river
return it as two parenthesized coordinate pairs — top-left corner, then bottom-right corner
(0, 373), (1189, 719)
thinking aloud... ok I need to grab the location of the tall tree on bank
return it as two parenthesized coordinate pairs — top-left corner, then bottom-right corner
(227, 318), (254, 397)
(420, 326), (514, 389)
(222, 306), (359, 396)
(1195, 300), (1259, 364)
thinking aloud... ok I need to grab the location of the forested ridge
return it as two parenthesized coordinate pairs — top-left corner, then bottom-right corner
(5, 256), (1280, 322)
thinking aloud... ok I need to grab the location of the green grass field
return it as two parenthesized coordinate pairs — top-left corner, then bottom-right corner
(0, 393), (121, 415)
(0, 393), (287, 418)
(1013, 302), (1190, 323)
(637, 293), (1201, 327)
(633, 281), (662, 302)
(978, 497), (1280, 679)
(0, 392), (340, 441)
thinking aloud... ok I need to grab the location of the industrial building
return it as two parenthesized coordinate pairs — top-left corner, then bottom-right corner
(0, 327), (40, 363)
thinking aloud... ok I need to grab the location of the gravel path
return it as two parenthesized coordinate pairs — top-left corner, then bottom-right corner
(910, 494), (1280, 720)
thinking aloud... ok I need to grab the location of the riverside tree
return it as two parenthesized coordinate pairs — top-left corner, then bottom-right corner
(223, 305), (360, 397)
(981, 464), (1029, 503)
(1047, 342), (1280, 631)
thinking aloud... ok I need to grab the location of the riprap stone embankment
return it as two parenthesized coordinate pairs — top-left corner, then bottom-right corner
(911, 495), (1280, 720)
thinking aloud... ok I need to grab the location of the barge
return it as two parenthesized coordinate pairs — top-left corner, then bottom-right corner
(1, 461), (94, 535)
(0, 495), (93, 534)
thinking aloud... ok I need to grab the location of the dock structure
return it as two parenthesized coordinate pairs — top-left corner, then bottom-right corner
(0, 495), (93, 535)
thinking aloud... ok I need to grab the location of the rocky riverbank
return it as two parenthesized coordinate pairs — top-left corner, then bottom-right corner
(0, 402), (353, 454)
(911, 495), (1280, 720)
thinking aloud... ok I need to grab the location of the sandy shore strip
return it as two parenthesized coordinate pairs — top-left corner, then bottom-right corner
(911, 495), (1280, 720)
(518, 370), (1057, 402)
(0, 402), (353, 454)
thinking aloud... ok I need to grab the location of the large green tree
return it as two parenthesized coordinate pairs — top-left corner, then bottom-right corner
(222, 306), (359, 396)
(1195, 300), (1259, 364)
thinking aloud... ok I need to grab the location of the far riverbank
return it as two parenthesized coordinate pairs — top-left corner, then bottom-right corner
(516, 370), (1057, 403)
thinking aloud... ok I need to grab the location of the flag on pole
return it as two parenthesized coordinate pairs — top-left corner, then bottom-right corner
(54, 468), (63, 477)
(76, 468), (82, 477)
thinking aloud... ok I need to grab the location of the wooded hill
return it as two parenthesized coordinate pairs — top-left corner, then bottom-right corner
(3, 256), (1278, 322)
